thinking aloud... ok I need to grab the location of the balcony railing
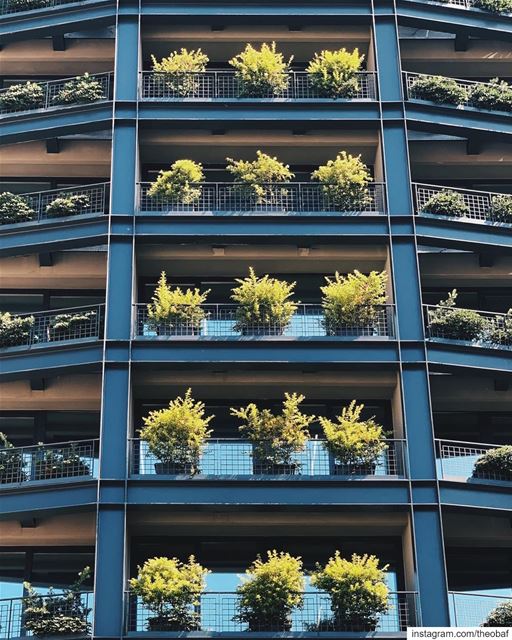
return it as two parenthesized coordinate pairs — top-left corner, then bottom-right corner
(419, 0), (511, 11)
(0, 72), (113, 115)
(0, 183), (109, 225)
(0, 304), (105, 350)
(0, 592), (93, 640)
(140, 70), (378, 101)
(424, 305), (511, 349)
(133, 303), (395, 339)
(413, 182), (511, 224)
(437, 439), (511, 483)
(0, 439), (99, 486)
(130, 438), (407, 477)
(126, 591), (419, 633)
(138, 181), (386, 216)
(449, 592), (512, 627)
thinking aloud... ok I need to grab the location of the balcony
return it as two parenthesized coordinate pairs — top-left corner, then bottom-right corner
(449, 592), (512, 627)
(436, 439), (511, 486)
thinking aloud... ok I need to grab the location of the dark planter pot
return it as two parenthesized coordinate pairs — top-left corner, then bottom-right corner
(154, 461), (195, 475)
(329, 455), (377, 476)
(147, 616), (199, 632)
(241, 326), (285, 337)
(325, 324), (373, 337)
(156, 324), (198, 337)
(330, 613), (378, 632)
(252, 457), (299, 476)
(247, 616), (292, 632)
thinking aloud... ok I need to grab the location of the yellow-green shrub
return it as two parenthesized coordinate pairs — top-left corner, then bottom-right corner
(226, 151), (294, 206)
(147, 271), (209, 329)
(311, 152), (373, 210)
(229, 42), (292, 97)
(148, 159), (204, 204)
(307, 48), (364, 98)
(151, 49), (209, 96)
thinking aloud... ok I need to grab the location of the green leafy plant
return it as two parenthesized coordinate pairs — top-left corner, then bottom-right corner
(487, 309), (512, 347)
(148, 160), (204, 205)
(0, 433), (25, 484)
(230, 267), (298, 334)
(6, 0), (50, 10)
(45, 194), (90, 218)
(420, 190), (470, 218)
(409, 75), (468, 106)
(0, 81), (44, 111)
(34, 444), (91, 480)
(140, 389), (214, 474)
(151, 48), (209, 97)
(48, 311), (97, 340)
(473, 446), (512, 480)
(231, 393), (315, 470)
(147, 272), (209, 333)
(428, 290), (488, 341)
(52, 73), (105, 106)
(489, 194), (512, 223)
(481, 601), (512, 627)
(321, 270), (388, 334)
(130, 556), (209, 631)
(0, 312), (35, 348)
(229, 42), (293, 97)
(468, 78), (512, 113)
(235, 551), (304, 631)
(0, 192), (36, 225)
(311, 552), (389, 631)
(306, 48), (365, 98)
(311, 152), (373, 211)
(472, 0), (512, 13)
(319, 401), (388, 473)
(23, 567), (92, 637)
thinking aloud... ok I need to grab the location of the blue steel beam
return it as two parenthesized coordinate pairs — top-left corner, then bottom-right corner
(426, 343), (512, 373)
(405, 103), (512, 138)
(440, 485), (512, 512)
(0, 482), (97, 517)
(415, 218), (512, 251)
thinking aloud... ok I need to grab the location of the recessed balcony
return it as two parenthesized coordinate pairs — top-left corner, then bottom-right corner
(436, 439), (511, 486)
(448, 592), (512, 627)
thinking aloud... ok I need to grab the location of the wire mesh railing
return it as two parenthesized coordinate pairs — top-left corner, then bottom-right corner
(0, 592), (93, 639)
(126, 591), (419, 633)
(403, 71), (505, 105)
(0, 304), (104, 350)
(413, 182), (512, 224)
(140, 70), (377, 101)
(419, 0), (511, 10)
(0, 72), (113, 115)
(133, 303), (395, 339)
(436, 439), (511, 483)
(0, 0), (83, 15)
(130, 438), (407, 477)
(0, 183), (109, 225)
(138, 182), (386, 215)
(0, 439), (99, 486)
(449, 592), (512, 627)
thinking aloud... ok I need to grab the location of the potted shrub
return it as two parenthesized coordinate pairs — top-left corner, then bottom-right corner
(23, 567), (92, 637)
(420, 189), (470, 218)
(129, 556), (209, 631)
(487, 309), (512, 347)
(472, 0), (512, 13)
(311, 152), (373, 211)
(428, 290), (488, 342)
(48, 310), (97, 341)
(481, 601), (512, 627)
(230, 393), (315, 474)
(45, 194), (91, 218)
(0, 192), (36, 225)
(146, 272), (209, 336)
(148, 159), (204, 206)
(230, 267), (298, 336)
(310, 552), (389, 631)
(33, 444), (90, 481)
(226, 151), (295, 209)
(472, 445), (512, 481)
(321, 270), (388, 336)
(229, 42), (293, 97)
(52, 73), (105, 106)
(6, 0), (50, 10)
(468, 78), (512, 113)
(151, 48), (209, 97)
(319, 401), (388, 475)
(306, 48), (365, 99)
(140, 389), (213, 475)
(0, 81), (44, 111)
(488, 194), (512, 223)
(409, 75), (468, 106)
(0, 312), (35, 348)
(0, 433), (25, 484)
(235, 551), (304, 631)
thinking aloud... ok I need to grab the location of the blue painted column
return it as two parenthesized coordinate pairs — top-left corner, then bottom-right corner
(373, 12), (451, 626)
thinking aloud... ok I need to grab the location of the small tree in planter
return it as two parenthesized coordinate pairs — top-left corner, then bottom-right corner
(140, 389), (214, 475)
(229, 42), (293, 97)
(230, 393), (315, 474)
(45, 194), (90, 218)
(151, 48), (209, 97)
(148, 159), (204, 206)
(409, 75), (468, 106)
(23, 567), (92, 637)
(48, 311), (97, 341)
(319, 401), (388, 475)
(468, 78), (512, 113)
(306, 48), (365, 99)
(472, 0), (512, 13)
(0, 433), (25, 484)
(311, 552), (389, 631)
(0, 81), (44, 112)
(472, 445), (512, 481)
(487, 309), (512, 347)
(488, 194), (512, 223)
(420, 190), (470, 218)
(52, 73), (105, 106)
(428, 290), (488, 342)
(147, 272), (210, 335)
(481, 601), (512, 627)
(33, 444), (91, 481)
(311, 152), (373, 211)
(226, 151), (295, 208)
(235, 551), (304, 631)
(0, 312), (35, 348)
(230, 267), (298, 335)
(0, 192), (36, 225)
(321, 270), (388, 336)
(130, 556), (209, 631)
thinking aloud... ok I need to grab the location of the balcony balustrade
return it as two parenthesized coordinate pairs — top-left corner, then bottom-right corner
(436, 439), (511, 484)
(449, 593), (512, 627)
(417, 0), (511, 10)
(134, 303), (395, 339)
(126, 590), (419, 634)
